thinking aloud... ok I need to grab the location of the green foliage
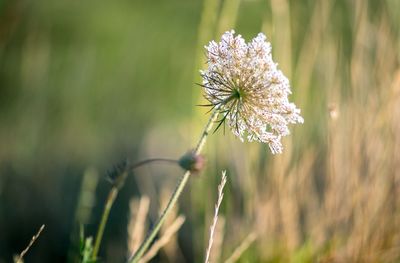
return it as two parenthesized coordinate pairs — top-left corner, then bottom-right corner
(79, 225), (97, 263)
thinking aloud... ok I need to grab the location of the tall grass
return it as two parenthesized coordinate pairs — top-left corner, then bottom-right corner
(1, 0), (399, 262)
(212, 0), (398, 262)
(144, 0), (400, 261)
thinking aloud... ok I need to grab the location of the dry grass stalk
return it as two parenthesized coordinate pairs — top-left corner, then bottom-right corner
(209, 215), (225, 263)
(127, 196), (150, 256)
(216, 0), (240, 37)
(205, 171), (227, 263)
(14, 224), (45, 263)
(159, 189), (185, 262)
(270, 0), (292, 76)
(224, 232), (257, 263)
(139, 215), (186, 263)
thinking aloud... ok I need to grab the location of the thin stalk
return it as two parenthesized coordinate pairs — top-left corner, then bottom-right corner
(91, 184), (121, 260)
(129, 107), (220, 263)
(91, 159), (179, 261)
(129, 158), (178, 171)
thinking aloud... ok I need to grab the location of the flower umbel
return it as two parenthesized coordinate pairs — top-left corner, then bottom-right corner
(200, 30), (304, 154)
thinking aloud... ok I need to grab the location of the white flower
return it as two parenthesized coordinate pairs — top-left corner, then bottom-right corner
(200, 30), (303, 154)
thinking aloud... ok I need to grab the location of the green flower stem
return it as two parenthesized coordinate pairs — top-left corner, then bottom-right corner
(129, 107), (220, 263)
(91, 159), (179, 261)
(92, 184), (121, 260)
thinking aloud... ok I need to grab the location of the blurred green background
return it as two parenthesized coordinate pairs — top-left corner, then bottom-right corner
(1, 0), (400, 262)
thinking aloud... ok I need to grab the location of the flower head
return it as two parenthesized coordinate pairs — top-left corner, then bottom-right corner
(200, 30), (303, 154)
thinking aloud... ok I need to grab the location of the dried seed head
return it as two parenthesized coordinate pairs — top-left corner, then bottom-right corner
(107, 159), (129, 188)
(201, 30), (303, 154)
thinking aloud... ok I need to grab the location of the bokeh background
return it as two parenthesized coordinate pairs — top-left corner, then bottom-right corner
(1, 0), (400, 262)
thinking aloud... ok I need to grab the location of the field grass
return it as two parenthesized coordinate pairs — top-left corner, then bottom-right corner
(0, 0), (399, 262)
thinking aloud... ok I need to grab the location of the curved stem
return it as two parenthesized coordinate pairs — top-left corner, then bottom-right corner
(129, 158), (178, 171)
(129, 107), (220, 263)
(91, 159), (179, 261)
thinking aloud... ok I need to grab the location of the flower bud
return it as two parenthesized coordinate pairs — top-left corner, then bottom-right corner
(178, 151), (206, 174)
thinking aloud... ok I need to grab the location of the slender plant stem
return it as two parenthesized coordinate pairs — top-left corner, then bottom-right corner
(129, 158), (178, 171)
(92, 185), (120, 260)
(91, 159), (179, 261)
(129, 107), (220, 263)
(15, 224), (45, 263)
